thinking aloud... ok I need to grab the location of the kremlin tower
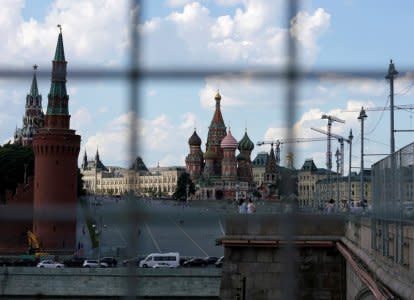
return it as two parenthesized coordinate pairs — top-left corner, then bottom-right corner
(185, 91), (255, 200)
(14, 65), (45, 146)
(32, 26), (81, 251)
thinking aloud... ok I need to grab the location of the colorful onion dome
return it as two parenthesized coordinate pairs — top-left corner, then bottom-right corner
(238, 131), (254, 151)
(204, 149), (217, 160)
(188, 130), (202, 146)
(221, 129), (238, 149)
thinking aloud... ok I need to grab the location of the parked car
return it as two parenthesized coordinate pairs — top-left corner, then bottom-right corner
(182, 257), (206, 267)
(37, 260), (65, 268)
(101, 257), (117, 267)
(203, 256), (218, 265)
(82, 259), (108, 268)
(63, 257), (86, 267)
(215, 256), (224, 268)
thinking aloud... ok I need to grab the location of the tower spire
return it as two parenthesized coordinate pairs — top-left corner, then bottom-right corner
(46, 27), (69, 122)
(30, 65), (39, 97)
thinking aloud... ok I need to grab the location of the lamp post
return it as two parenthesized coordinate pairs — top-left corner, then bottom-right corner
(236, 183), (240, 205)
(335, 148), (340, 209)
(358, 107), (367, 205)
(186, 183), (189, 204)
(347, 130), (353, 211)
(92, 217), (107, 264)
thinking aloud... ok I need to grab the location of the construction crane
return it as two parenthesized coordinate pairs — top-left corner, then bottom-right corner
(342, 104), (414, 112)
(256, 137), (331, 166)
(310, 127), (351, 175)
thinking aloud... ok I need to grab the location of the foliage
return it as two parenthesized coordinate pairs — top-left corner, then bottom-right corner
(173, 172), (195, 201)
(0, 143), (34, 201)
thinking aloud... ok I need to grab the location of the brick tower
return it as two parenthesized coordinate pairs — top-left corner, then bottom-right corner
(32, 26), (80, 251)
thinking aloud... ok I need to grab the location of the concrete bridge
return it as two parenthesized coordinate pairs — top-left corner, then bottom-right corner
(2, 215), (414, 299)
(219, 214), (414, 300)
(0, 267), (221, 299)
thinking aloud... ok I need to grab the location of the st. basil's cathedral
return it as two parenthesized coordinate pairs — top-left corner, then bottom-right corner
(185, 91), (255, 200)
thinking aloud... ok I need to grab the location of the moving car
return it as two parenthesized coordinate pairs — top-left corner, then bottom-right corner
(139, 252), (180, 268)
(63, 256), (86, 267)
(82, 259), (108, 268)
(101, 257), (117, 267)
(182, 257), (206, 267)
(37, 260), (65, 268)
(215, 256), (224, 268)
(203, 256), (218, 265)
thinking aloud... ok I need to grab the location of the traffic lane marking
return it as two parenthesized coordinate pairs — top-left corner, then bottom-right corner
(170, 218), (209, 257)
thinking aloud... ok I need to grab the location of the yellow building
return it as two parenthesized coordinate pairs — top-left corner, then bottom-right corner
(81, 151), (185, 196)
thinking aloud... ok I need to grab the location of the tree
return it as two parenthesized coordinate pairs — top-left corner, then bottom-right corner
(77, 168), (86, 197)
(173, 172), (195, 201)
(0, 143), (34, 202)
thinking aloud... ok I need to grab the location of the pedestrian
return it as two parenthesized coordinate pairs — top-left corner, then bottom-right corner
(325, 199), (335, 214)
(247, 198), (256, 214)
(239, 198), (248, 214)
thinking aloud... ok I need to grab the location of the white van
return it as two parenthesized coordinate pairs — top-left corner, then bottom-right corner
(139, 252), (180, 268)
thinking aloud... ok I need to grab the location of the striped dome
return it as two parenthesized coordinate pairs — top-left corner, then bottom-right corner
(238, 131), (254, 151)
(221, 129), (238, 149)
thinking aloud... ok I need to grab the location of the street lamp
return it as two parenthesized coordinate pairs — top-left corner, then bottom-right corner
(186, 183), (189, 204)
(92, 219), (107, 264)
(358, 107), (367, 205)
(347, 129), (353, 211)
(235, 183), (240, 205)
(335, 148), (340, 209)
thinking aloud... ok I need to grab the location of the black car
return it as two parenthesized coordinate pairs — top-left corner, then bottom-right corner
(13, 258), (37, 267)
(0, 258), (12, 266)
(215, 256), (224, 268)
(183, 257), (207, 267)
(122, 255), (146, 267)
(101, 257), (117, 267)
(179, 256), (193, 266)
(203, 256), (218, 265)
(64, 256), (86, 267)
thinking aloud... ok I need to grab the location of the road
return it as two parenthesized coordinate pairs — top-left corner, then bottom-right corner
(83, 197), (233, 258)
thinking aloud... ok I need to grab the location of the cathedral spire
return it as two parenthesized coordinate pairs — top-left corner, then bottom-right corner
(30, 65), (39, 97)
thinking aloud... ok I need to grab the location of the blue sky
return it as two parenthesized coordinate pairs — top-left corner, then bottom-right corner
(2, 0), (414, 173)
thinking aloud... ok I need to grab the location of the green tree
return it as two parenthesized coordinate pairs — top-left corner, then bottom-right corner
(173, 172), (195, 201)
(77, 168), (86, 197)
(0, 143), (34, 202)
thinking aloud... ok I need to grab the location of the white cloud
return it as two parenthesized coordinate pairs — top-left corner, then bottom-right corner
(71, 107), (92, 130)
(166, 0), (193, 7)
(290, 8), (331, 63)
(147, 89), (157, 97)
(215, 0), (242, 6)
(0, 0), (129, 67)
(83, 112), (190, 167)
